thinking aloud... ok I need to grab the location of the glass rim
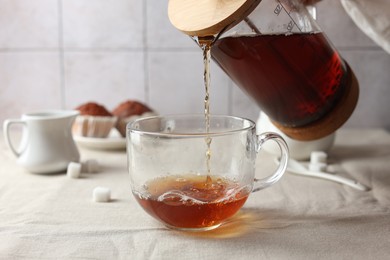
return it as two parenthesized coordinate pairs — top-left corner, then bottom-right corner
(127, 114), (256, 137)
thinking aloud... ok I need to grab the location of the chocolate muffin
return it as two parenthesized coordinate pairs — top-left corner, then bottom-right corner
(73, 102), (117, 138)
(76, 102), (113, 116)
(112, 100), (157, 137)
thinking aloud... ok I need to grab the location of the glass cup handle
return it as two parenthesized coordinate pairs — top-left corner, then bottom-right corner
(3, 119), (26, 158)
(252, 132), (289, 192)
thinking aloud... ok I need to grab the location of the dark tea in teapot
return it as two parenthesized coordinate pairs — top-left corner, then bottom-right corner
(211, 32), (348, 127)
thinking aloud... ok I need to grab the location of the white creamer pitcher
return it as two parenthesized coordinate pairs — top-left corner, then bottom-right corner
(3, 110), (80, 174)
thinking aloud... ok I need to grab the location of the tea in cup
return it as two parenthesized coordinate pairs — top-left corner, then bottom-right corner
(127, 115), (289, 231)
(3, 110), (80, 174)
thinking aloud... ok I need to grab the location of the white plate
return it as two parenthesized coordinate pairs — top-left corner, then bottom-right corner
(73, 129), (126, 150)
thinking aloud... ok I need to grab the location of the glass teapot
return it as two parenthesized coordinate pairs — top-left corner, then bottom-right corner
(168, 0), (359, 141)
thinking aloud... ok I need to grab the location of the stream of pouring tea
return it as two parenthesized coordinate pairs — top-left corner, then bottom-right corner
(195, 36), (215, 185)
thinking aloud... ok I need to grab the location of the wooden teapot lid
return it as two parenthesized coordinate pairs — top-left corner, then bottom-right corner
(168, 0), (261, 37)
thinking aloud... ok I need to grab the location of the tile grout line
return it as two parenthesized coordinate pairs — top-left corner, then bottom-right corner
(0, 47), (199, 53)
(0, 46), (385, 53)
(58, 0), (66, 109)
(142, 1), (149, 103)
(228, 80), (233, 115)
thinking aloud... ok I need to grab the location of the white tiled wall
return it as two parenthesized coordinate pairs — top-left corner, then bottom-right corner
(1, 0), (389, 131)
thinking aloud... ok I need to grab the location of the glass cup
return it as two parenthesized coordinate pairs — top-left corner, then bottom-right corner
(127, 115), (289, 231)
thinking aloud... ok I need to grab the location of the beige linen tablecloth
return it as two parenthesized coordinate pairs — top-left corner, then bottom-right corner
(1, 129), (389, 259)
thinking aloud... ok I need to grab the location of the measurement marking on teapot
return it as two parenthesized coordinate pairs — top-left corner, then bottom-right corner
(287, 20), (294, 32)
(274, 4), (282, 15)
(277, 0), (303, 32)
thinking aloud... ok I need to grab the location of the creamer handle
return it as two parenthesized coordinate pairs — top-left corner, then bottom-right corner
(3, 119), (26, 157)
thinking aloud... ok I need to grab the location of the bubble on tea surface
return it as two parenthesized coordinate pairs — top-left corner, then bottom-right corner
(175, 177), (187, 183)
(133, 190), (150, 200)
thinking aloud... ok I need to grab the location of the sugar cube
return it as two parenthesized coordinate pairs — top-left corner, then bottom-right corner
(67, 162), (82, 178)
(93, 186), (111, 203)
(310, 151), (328, 164)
